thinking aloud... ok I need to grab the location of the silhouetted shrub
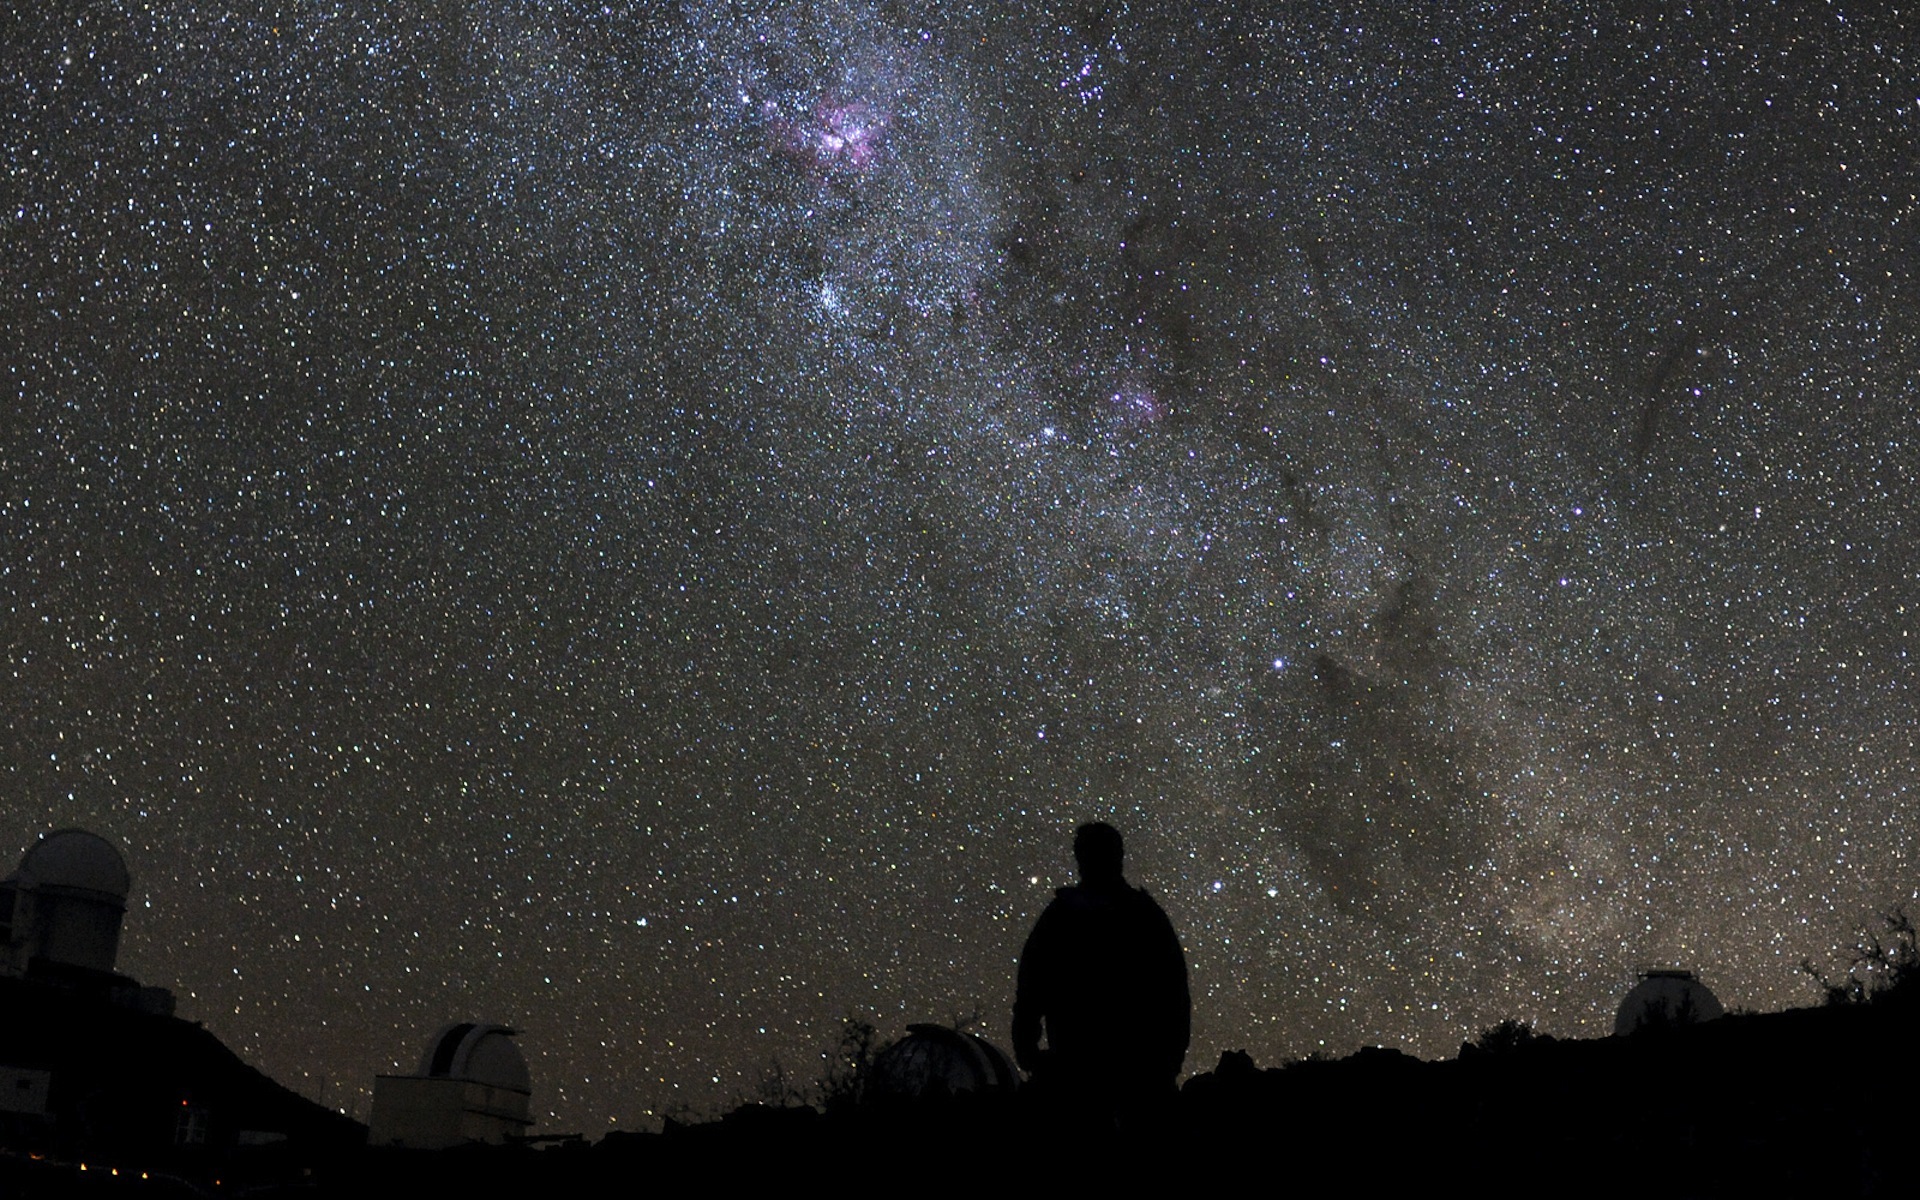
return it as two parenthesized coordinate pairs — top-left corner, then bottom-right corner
(818, 1016), (880, 1112)
(1470, 1018), (1543, 1055)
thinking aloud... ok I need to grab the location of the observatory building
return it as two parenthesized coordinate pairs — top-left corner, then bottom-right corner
(0, 827), (361, 1183)
(370, 1022), (534, 1149)
(0, 827), (132, 979)
(1614, 967), (1725, 1036)
(864, 1024), (1019, 1103)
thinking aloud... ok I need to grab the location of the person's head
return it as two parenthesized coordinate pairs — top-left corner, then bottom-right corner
(1073, 822), (1125, 886)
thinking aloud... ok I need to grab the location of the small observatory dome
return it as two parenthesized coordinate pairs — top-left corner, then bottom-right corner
(418, 1022), (534, 1095)
(3, 828), (131, 975)
(17, 829), (132, 898)
(1614, 968), (1725, 1036)
(866, 1024), (1019, 1103)
(369, 1022), (533, 1149)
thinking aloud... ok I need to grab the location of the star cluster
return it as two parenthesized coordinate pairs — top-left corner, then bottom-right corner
(3, 0), (1917, 1129)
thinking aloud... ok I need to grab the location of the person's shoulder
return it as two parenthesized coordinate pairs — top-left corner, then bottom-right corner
(1045, 884), (1097, 913)
(1125, 884), (1176, 922)
(1126, 882), (1164, 906)
(1034, 885), (1082, 919)
(1044, 884), (1132, 921)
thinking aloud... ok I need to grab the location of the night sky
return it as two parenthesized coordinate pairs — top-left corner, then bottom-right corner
(5, 0), (1917, 1131)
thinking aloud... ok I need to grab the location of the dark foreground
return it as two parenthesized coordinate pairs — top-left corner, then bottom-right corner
(6, 998), (1917, 1197)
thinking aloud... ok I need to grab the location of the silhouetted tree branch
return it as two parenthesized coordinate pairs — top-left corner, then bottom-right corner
(1802, 905), (1920, 1006)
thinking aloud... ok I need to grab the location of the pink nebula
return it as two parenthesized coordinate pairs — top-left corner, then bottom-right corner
(771, 96), (889, 176)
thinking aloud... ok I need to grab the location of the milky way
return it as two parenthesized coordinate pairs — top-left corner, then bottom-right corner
(4, 0), (1917, 1128)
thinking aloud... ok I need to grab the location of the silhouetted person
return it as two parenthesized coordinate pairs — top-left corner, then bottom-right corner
(1012, 823), (1190, 1118)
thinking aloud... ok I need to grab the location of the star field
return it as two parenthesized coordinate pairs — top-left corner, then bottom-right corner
(4, 0), (1918, 1129)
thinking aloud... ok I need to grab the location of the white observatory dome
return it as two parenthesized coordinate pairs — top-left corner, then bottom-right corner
(16, 829), (131, 900)
(866, 1024), (1020, 1102)
(418, 1022), (532, 1093)
(4, 828), (131, 975)
(370, 1021), (534, 1148)
(1614, 968), (1725, 1036)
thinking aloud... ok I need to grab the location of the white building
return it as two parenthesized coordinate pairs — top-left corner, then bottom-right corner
(0, 828), (131, 978)
(370, 1022), (533, 1148)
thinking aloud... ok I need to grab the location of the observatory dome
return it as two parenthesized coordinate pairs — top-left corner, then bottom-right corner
(866, 1024), (1019, 1102)
(418, 1022), (532, 1093)
(3, 828), (132, 976)
(370, 1021), (534, 1148)
(1614, 968), (1725, 1036)
(15, 829), (131, 900)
